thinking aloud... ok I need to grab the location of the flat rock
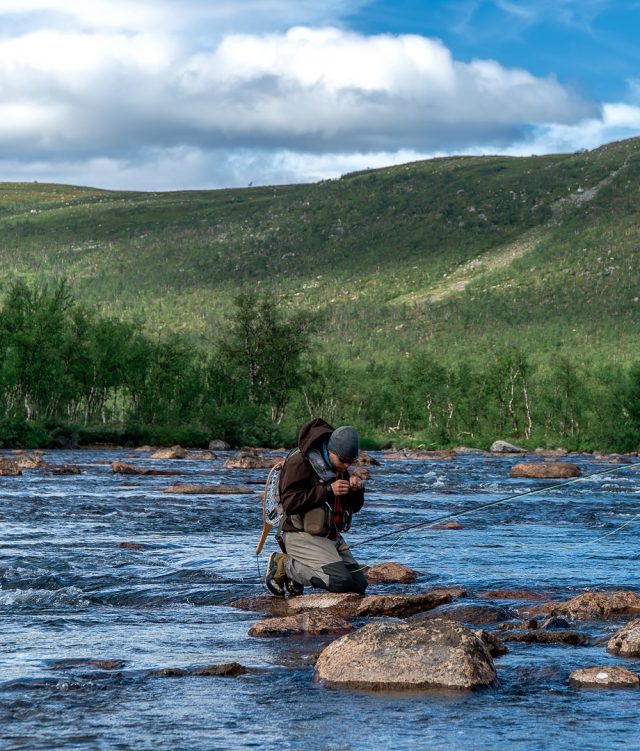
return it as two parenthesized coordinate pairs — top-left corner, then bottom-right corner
(111, 462), (179, 476)
(150, 446), (187, 460)
(314, 618), (497, 691)
(223, 451), (283, 469)
(510, 462), (581, 479)
(118, 542), (148, 550)
(249, 612), (353, 637)
(384, 449), (457, 461)
(365, 562), (419, 584)
(520, 591), (640, 621)
(607, 619), (640, 657)
(570, 666), (639, 688)
(162, 484), (252, 495)
(501, 630), (590, 646)
(491, 440), (527, 454)
(356, 591), (455, 618)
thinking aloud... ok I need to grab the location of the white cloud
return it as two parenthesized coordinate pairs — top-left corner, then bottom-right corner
(0, 4), (634, 190)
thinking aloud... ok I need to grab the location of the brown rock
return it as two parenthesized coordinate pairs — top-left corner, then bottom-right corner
(48, 465), (82, 475)
(501, 630), (590, 646)
(162, 484), (252, 495)
(15, 453), (50, 469)
(354, 452), (380, 466)
(474, 630), (508, 657)
(356, 591), (454, 618)
(383, 450), (456, 461)
(150, 662), (247, 677)
(534, 448), (569, 457)
(87, 659), (126, 670)
(420, 603), (515, 626)
(510, 462), (581, 479)
(223, 451), (283, 469)
(431, 521), (463, 530)
(0, 459), (22, 476)
(520, 591), (640, 621)
(570, 666), (639, 688)
(480, 589), (556, 602)
(150, 446), (187, 460)
(118, 542), (147, 550)
(365, 562), (419, 584)
(111, 462), (179, 476)
(607, 619), (640, 657)
(249, 612), (353, 637)
(314, 618), (497, 691)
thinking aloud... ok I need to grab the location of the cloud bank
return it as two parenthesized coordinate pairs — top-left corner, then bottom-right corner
(0, 5), (637, 189)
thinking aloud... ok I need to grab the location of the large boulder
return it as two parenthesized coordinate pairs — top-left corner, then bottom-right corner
(510, 462), (581, 479)
(314, 618), (497, 691)
(491, 440), (527, 454)
(607, 619), (640, 657)
(520, 591), (640, 621)
(570, 666), (639, 689)
(13, 452), (50, 470)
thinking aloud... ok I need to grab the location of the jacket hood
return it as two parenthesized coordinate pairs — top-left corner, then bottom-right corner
(297, 418), (335, 456)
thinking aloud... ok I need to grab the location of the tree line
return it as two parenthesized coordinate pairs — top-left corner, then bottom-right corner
(0, 279), (637, 452)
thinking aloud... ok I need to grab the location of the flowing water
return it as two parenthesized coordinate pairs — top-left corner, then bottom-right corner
(2, 449), (640, 750)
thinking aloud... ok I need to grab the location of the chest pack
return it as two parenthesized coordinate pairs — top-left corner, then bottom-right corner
(255, 448), (345, 554)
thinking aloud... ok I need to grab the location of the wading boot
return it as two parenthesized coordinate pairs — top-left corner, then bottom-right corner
(285, 578), (304, 597)
(264, 552), (287, 597)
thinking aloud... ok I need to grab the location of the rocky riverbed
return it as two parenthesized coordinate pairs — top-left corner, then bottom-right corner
(2, 447), (640, 750)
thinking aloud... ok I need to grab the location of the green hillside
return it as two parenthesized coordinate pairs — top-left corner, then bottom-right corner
(2, 136), (639, 366)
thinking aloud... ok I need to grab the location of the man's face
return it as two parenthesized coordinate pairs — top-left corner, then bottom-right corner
(328, 451), (352, 472)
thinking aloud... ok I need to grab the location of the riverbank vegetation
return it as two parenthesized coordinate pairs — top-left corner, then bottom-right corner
(0, 137), (639, 450)
(0, 279), (638, 452)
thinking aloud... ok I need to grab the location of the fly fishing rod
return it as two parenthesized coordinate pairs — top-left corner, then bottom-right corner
(349, 461), (640, 550)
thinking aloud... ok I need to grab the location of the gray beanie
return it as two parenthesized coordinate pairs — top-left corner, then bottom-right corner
(327, 426), (360, 462)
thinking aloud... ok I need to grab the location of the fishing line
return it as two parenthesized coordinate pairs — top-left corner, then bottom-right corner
(349, 461), (640, 551)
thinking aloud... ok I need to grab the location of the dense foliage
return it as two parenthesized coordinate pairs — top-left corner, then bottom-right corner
(0, 280), (638, 452)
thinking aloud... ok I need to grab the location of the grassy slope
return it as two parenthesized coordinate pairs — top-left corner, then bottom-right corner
(0, 137), (639, 365)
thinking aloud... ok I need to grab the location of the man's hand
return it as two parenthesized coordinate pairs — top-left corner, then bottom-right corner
(330, 479), (351, 496)
(349, 475), (364, 491)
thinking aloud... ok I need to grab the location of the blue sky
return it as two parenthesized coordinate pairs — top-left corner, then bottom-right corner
(0, 0), (638, 190)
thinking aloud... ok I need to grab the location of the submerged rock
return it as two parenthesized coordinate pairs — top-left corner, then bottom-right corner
(570, 666), (639, 689)
(500, 630), (590, 646)
(47, 465), (82, 475)
(162, 484), (252, 495)
(314, 618), (497, 691)
(249, 612), (353, 637)
(509, 462), (581, 479)
(607, 619), (640, 657)
(365, 562), (419, 584)
(520, 591), (640, 621)
(151, 662), (247, 678)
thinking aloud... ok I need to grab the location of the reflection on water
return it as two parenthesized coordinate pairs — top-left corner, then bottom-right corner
(2, 449), (640, 750)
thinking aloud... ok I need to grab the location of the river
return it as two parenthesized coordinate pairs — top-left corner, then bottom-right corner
(1, 448), (639, 750)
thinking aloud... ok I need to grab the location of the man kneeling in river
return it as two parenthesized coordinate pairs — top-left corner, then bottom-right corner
(265, 418), (368, 597)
